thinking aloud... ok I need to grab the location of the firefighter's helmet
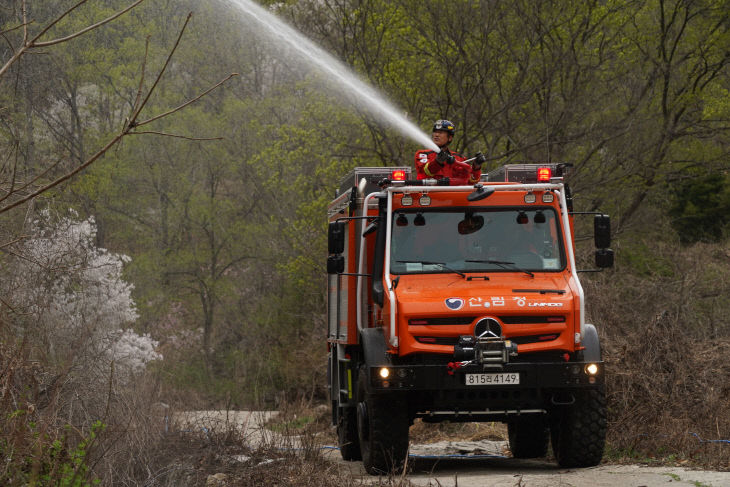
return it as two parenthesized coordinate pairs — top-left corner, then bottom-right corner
(433, 119), (455, 135)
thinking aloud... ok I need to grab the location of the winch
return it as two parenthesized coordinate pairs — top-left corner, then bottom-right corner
(453, 334), (519, 369)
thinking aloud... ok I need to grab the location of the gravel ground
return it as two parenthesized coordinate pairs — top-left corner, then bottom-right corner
(182, 411), (730, 487)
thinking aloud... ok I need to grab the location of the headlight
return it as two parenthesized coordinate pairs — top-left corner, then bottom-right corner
(378, 367), (390, 379)
(585, 363), (599, 375)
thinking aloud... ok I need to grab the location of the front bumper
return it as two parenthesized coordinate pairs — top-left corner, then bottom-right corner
(368, 360), (604, 391)
(365, 360), (603, 419)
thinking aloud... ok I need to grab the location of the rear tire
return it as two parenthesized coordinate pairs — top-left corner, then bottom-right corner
(508, 415), (549, 458)
(357, 367), (409, 475)
(337, 407), (361, 461)
(550, 387), (607, 467)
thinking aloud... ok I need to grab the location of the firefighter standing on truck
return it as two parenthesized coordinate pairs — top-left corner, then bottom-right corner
(415, 120), (485, 185)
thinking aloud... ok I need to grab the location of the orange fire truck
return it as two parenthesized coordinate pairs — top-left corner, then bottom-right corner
(327, 164), (613, 474)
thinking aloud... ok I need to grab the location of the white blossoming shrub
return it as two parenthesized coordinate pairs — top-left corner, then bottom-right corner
(9, 209), (161, 379)
(108, 329), (163, 375)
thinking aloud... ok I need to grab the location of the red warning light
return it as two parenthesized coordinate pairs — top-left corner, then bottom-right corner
(537, 167), (552, 182)
(391, 170), (407, 181)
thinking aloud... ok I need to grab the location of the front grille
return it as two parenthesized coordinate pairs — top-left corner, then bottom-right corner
(499, 315), (565, 324)
(414, 336), (459, 345)
(510, 334), (559, 345)
(415, 334), (559, 346)
(409, 317), (477, 326)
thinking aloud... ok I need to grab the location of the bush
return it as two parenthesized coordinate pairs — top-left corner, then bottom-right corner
(0, 210), (166, 485)
(585, 238), (730, 467)
(669, 174), (730, 244)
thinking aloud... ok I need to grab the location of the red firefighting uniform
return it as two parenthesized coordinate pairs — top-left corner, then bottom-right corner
(414, 148), (481, 185)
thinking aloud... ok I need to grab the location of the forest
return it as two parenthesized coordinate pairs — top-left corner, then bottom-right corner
(0, 0), (728, 484)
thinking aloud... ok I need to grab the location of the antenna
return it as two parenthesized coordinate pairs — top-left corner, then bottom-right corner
(545, 101), (551, 163)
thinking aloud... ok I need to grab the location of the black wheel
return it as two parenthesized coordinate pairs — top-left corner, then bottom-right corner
(508, 415), (549, 458)
(550, 387), (607, 467)
(356, 367), (409, 475)
(337, 406), (361, 461)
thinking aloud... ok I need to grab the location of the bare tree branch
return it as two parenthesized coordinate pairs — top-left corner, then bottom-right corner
(0, 11), (236, 215)
(0, 0), (145, 79)
(133, 36), (150, 113)
(0, 157), (65, 202)
(129, 12), (192, 123)
(126, 132), (225, 141)
(0, 20), (31, 38)
(0, 153), (66, 205)
(136, 73), (239, 127)
(0, 235), (29, 250)
(33, 0), (146, 48)
(0, 134), (123, 214)
(0, 243), (52, 271)
(0, 142), (19, 203)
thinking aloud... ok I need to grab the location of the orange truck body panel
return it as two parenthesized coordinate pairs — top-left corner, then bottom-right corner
(327, 176), (582, 357)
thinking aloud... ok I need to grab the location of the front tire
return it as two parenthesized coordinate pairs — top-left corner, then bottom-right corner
(337, 406), (361, 461)
(508, 415), (549, 458)
(356, 367), (409, 475)
(550, 387), (607, 467)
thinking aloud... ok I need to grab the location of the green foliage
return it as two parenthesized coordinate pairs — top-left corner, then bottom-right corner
(618, 241), (675, 278)
(3, 0), (730, 409)
(669, 174), (730, 244)
(1, 414), (104, 487)
(268, 415), (315, 432)
(40, 421), (105, 487)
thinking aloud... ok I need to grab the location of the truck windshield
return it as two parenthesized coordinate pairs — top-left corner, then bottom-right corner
(390, 208), (565, 275)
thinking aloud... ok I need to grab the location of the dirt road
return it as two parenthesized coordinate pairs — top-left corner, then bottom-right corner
(368, 455), (730, 487)
(178, 411), (730, 486)
(326, 439), (730, 487)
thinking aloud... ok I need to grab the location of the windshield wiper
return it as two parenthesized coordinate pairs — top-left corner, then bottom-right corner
(465, 259), (535, 278)
(397, 260), (466, 278)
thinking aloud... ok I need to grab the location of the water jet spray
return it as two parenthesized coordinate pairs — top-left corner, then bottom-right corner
(219, 0), (440, 153)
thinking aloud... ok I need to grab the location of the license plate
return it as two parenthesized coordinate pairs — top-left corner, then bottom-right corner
(465, 373), (520, 385)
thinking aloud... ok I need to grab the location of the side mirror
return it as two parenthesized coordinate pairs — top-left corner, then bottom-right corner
(328, 221), (346, 254)
(594, 214), (611, 249)
(327, 255), (345, 274)
(595, 248), (614, 268)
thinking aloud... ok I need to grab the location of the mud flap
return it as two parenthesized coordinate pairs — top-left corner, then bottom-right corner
(361, 327), (391, 368)
(582, 323), (601, 362)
